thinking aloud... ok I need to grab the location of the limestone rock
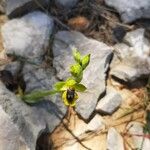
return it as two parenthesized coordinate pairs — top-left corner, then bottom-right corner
(1, 11), (53, 64)
(96, 87), (122, 115)
(105, 0), (150, 23)
(0, 66), (66, 150)
(107, 127), (124, 150)
(0, 105), (30, 150)
(23, 64), (55, 92)
(6, 0), (49, 18)
(4, 61), (21, 76)
(111, 28), (150, 82)
(0, 82), (44, 150)
(53, 31), (113, 120)
(22, 64), (67, 132)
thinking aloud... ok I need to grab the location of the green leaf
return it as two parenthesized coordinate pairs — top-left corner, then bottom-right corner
(74, 83), (87, 92)
(22, 90), (59, 104)
(73, 48), (81, 64)
(54, 81), (65, 91)
(81, 54), (90, 70)
(23, 98), (43, 104)
(65, 78), (76, 86)
(70, 63), (83, 77)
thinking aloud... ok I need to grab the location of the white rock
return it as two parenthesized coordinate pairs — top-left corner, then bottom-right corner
(127, 122), (150, 150)
(96, 87), (122, 115)
(1, 11), (53, 64)
(107, 127), (124, 150)
(111, 64), (138, 82)
(111, 28), (150, 82)
(105, 0), (150, 23)
(87, 115), (105, 132)
(124, 28), (150, 57)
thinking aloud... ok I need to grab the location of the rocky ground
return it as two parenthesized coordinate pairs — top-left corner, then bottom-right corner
(0, 0), (150, 150)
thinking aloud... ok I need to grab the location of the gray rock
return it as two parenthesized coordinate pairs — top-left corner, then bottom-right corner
(23, 64), (55, 92)
(53, 31), (113, 120)
(4, 61), (21, 76)
(55, 0), (79, 9)
(23, 64), (67, 117)
(105, 0), (150, 23)
(111, 63), (149, 82)
(22, 64), (67, 118)
(1, 11), (53, 64)
(111, 28), (150, 82)
(127, 122), (150, 150)
(0, 105), (29, 150)
(0, 64), (67, 150)
(0, 82), (44, 150)
(0, 0), (6, 13)
(6, 0), (49, 18)
(107, 127), (124, 150)
(96, 87), (122, 115)
(86, 114), (105, 132)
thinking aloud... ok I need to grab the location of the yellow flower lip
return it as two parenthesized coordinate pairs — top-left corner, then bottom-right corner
(62, 88), (78, 107)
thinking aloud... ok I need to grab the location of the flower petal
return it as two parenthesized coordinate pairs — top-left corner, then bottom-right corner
(62, 91), (69, 106)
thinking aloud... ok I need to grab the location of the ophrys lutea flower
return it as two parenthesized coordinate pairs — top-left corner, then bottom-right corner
(22, 49), (90, 106)
(62, 87), (78, 106)
(54, 78), (86, 107)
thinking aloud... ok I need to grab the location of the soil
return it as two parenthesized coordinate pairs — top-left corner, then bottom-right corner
(49, 0), (134, 45)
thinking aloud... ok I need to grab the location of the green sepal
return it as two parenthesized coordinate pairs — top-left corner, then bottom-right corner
(65, 78), (76, 86)
(74, 83), (87, 92)
(70, 63), (83, 78)
(73, 48), (81, 64)
(81, 54), (90, 70)
(54, 81), (65, 91)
